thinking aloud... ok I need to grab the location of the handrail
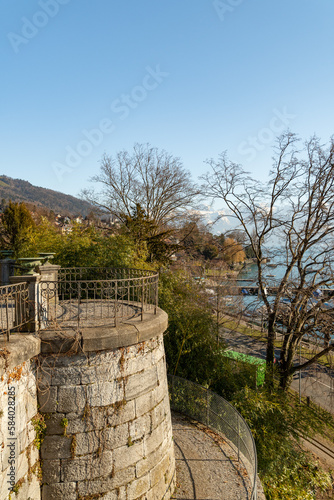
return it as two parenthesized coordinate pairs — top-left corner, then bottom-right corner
(0, 282), (30, 341)
(168, 374), (258, 500)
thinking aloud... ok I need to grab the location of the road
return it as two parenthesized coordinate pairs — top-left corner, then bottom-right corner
(219, 327), (334, 414)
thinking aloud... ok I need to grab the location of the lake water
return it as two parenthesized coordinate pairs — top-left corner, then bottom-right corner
(234, 260), (334, 341)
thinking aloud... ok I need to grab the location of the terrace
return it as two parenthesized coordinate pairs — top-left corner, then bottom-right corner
(0, 262), (158, 339)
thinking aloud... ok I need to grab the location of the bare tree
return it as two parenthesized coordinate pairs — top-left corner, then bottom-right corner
(82, 143), (199, 229)
(202, 132), (334, 390)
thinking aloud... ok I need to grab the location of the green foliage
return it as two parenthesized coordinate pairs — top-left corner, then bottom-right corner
(160, 271), (223, 383)
(0, 201), (36, 257)
(122, 203), (177, 264)
(160, 271), (216, 380)
(201, 243), (219, 260)
(22, 220), (144, 269)
(60, 417), (68, 436)
(31, 413), (47, 450)
(160, 270), (258, 397)
(232, 387), (333, 499)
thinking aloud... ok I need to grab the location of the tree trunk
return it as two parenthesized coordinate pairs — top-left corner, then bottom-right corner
(265, 315), (276, 389)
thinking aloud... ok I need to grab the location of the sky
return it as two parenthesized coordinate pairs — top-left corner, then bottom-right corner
(2, 1), (334, 213)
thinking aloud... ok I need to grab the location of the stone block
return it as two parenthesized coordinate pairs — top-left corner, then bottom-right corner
(129, 413), (150, 442)
(44, 412), (66, 435)
(17, 421), (35, 456)
(86, 379), (124, 407)
(150, 453), (170, 487)
(104, 422), (129, 450)
(38, 385), (58, 412)
(134, 390), (155, 418)
(66, 406), (107, 434)
(16, 444), (39, 481)
(113, 441), (144, 471)
(123, 350), (152, 376)
(152, 377), (167, 406)
(151, 396), (169, 430)
(41, 435), (72, 460)
(135, 444), (165, 479)
(75, 429), (100, 456)
(57, 385), (86, 413)
(147, 473), (172, 500)
(51, 366), (82, 386)
(143, 422), (165, 456)
(77, 466), (136, 497)
(41, 458), (60, 484)
(151, 339), (165, 365)
(125, 367), (158, 401)
(47, 353), (89, 368)
(61, 450), (112, 482)
(9, 475), (41, 500)
(107, 400), (135, 427)
(100, 492), (118, 500)
(126, 473), (150, 499)
(88, 349), (121, 367)
(42, 482), (77, 500)
(81, 361), (120, 384)
(157, 357), (167, 383)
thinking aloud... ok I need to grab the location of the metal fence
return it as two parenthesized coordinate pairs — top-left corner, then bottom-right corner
(58, 267), (155, 282)
(40, 268), (159, 328)
(168, 374), (258, 500)
(0, 282), (30, 340)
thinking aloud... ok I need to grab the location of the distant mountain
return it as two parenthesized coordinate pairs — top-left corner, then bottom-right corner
(0, 176), (93, 217)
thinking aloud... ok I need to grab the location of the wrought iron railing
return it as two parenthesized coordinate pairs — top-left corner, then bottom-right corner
(0, 282), (30, 341)
(58, 267), (155, 282)
(168, 374), (258, 500)
(40, 268), (159, 328)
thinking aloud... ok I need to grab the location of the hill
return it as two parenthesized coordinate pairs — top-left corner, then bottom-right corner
(0, 176), (93, 217)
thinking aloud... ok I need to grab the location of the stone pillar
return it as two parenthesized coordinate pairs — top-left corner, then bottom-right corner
(9, 274), (41, 332)
(38, 264), (61, 328)
(38, 263), (60, 283)
(0, 258), (15, 285)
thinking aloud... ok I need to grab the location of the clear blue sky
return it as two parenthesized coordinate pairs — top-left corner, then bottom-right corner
(1, 0), (334, 199)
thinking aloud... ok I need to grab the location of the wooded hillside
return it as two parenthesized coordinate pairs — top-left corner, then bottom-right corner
(0, 176), (93, 216)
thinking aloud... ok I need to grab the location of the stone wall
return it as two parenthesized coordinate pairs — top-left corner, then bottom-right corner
(0, 308), (175, 500)
(0, 336), (41, 500)
(38, 308), (175, 499)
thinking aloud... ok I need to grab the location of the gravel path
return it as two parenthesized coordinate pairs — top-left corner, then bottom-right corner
(171, 412), (265, 500)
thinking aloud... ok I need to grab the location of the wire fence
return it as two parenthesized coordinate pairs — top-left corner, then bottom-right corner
(168, 374), (258, 500)
(0, 282), (30, 340)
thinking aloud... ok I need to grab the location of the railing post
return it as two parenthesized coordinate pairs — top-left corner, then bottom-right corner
(114, 281), (118, 327)
(206, 389), (210, 427)
(5, 294), (9, 342)
(141, 278), (144, 321)
(38, 263), (61, 328)
(10, 274), (41, 332)
(0, 259), (15, 285)
(155, 275), (158, 315)
(237, 414), (240, 462)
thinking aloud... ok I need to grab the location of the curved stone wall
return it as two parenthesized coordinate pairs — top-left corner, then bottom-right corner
(38, 308), (175, 500)
(0, 336), (41, 500)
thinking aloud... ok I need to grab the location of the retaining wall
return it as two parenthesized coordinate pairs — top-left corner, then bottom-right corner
(0, 336), (41, 500)
(0, 308), (175, 500)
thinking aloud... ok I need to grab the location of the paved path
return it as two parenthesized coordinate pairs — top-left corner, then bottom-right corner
(171, 412), (265, 500)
